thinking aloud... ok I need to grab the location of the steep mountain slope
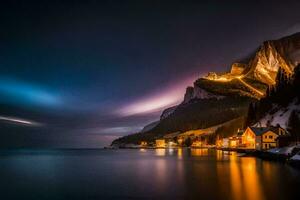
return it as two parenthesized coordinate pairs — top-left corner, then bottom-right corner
(246, 65), (300, 131)
(112, 32), (300, 146)
(246, 32), (300, 85)
(258, 101), (300, 129)
(150, 96), (250, 134)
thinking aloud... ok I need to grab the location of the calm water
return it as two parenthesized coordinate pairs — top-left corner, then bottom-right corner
(0, 148), (300, 200)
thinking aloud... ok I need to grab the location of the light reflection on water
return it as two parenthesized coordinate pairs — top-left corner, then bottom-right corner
(190, 148), (208, 156)
(0, 148), (299, 200)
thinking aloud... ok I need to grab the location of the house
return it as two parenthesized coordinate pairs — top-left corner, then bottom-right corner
(140, 141), (148, 147)
(163, 132), (181, 147)
(191, 140), (202, 148)
(221, 138), (229, 148)
(261, 126), (288, 150)
(216, 139), (222, 148)
(240, 126), (288, 150)
(239, 127), (262, 149)
(177, 137), (184, 146)
(229, 136), (241, 148)
(155, 139), (166, 148)
(167, 141), (178, 148)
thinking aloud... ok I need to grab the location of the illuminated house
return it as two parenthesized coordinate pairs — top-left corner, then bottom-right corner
(163, 132), (181, 147)
(167, 141), (178, 148)
(261, 127), (287, 150)
(177, 138), (184, 146)
(229, 137), (241, 148)
(239, 127), (266, 149)
(155, 139), (166, 148)
(216, 139), (222, 148)
(221, 138), (229, 148)
(240, 126), (287, 150)
(140, 141), (148, 147)
(191, 140), (202, 148)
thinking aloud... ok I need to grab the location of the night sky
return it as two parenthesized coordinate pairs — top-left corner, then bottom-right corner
(1, 0), (300, 148)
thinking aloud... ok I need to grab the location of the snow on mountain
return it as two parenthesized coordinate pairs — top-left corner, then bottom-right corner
(257, 99), (300, 129)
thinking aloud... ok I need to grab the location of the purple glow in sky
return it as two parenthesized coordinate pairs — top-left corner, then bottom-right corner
(118, 76), (198, 116)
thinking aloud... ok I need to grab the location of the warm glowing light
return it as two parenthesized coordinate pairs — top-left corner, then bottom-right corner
(177, 148), (183, 159)
(191, 148), (208, 156)
(155, 139), (166, 148)
(205, 73), (264, 97)
(140, 141), (148, 147)
(139, 148), (146, 152)
(241, 128), (256, 149)
(230, 140), (237, 148)
(167, 141), (177, 148)
(230, 158), (265, 200)
(155, 148), (166, 156)
(191, 141), (202, 148)
(177, 138), (184, 146)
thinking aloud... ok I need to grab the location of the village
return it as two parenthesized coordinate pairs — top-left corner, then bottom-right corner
(140, 125), (289, 150)
(137, 125), (300, 166)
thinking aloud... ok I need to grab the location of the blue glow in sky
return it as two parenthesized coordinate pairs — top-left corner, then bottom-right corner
(0, 78), (62, 107)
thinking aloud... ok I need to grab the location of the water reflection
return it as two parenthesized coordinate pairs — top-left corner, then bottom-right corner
(1, 149), (299, 200)
(216, 150), (230, 160)
(228, 155), (265, 200)
(177, 148), (183, 159)
(155, 148), (166, 156)
(190, 148), (208, 156)
(139, 148), (146, 152)
(154, 157), (167, 192)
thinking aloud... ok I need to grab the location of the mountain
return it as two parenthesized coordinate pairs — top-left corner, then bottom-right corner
(245, 64), (300, 140)
(246, 32), (300, 85)
(140, 121), (159, 133)
(112, 32), (300, 146)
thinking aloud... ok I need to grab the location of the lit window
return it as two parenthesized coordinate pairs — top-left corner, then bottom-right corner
(269, 135), (273, 139)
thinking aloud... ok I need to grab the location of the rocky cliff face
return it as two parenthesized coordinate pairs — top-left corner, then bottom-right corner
(246, 32), (300, 85)
(183, 84), (224, 103)
(160, 106), (177, 120)
(231, 63), (246, 75)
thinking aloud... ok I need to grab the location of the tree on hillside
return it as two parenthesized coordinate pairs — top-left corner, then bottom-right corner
(246, 66), (295, 126)
(293, 64), (300, 100)
(184, 137), (192, 147)
(245, 102), (256, 127)
(272, 67), (293, 106)
(288, 110), (300, 144)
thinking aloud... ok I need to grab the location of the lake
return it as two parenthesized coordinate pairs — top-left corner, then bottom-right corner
(0, 148), (299, 200)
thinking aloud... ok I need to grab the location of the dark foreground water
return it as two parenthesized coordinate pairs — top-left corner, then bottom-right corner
(0, 148), (300, 200)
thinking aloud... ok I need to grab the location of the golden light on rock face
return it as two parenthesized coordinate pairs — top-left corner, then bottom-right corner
(204, 72), (264, 98)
